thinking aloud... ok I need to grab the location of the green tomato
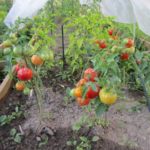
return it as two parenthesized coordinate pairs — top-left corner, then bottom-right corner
(40, 52), (49, 60)
(23, 88), (30, 95)
(48, 51), (54, 61)
(126, 47), (135, 54)
(3, 48), (11, 55)
(70, 89), (75, 97)
(40, 51), (54, 61)
(9, 33), (18, 44)
(23, 45), (35, 56)
(123, 38), (128, 44)
(23, 48), (32, 56)
(13, 46), (23, 56)
(111, 45), (118, 53)
(2, 40), (13, 48)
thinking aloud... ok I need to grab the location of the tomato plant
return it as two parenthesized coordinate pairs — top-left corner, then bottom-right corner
(1, 5), (56, 121)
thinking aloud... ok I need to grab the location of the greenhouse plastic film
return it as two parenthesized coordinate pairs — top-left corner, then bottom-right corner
(4, 0), (49, 27)
(100, 0), (150, 35)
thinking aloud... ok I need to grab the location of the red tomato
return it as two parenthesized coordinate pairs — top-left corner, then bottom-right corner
(108, 29), (113, 36)
(84, 68), (98, 82)
(15, 63), (26, 73)
(17, 67), (33, 81)
(76, 97), (90, 106)
(15, 64), (21, 72)
(86, 84), (100, 99)
(124, 38), (134, 48)
(120, 53), (129, 61)
(95, 40), (100, 45)
(99, 40), (107, 49)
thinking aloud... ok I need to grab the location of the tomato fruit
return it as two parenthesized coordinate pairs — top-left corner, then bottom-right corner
(3, 48), (11, 55)
(13, 46), (23, 56)
(70, 89), (75, 97)
(1, 40), (12, 48)
(120, 53), (129, 61)
(76, 97), (90, 106)
(23, 87), (30, 95)
(84, 68), (98, 82)
(110, 35), (118, 40)
(17, 67), (33, 81)
(108, 29), (113, 36)
(111, 45), (118, 53)
(74, 87), (82, 97)
(95, 40), (107, 49)
(16, 81), (25, 91)
(15, 64), (21, 73)
(9, 33), (18, 44)
(86, 84), (100, 99)
(99, 88), (117, 105)
(15, 63), (26, 73)
(99, 40), (107, 49)
(31, 55), (44, 65)
(126, 47), (135, 54)
(123, 38), (134, 48)
(76, 78), (87, 87)
(95, 40), (100, 45)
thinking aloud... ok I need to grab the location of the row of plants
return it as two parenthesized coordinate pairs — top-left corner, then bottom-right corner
(0, 0), (150, 123)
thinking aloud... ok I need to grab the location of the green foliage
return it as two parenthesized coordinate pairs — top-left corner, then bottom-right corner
(67, 135), (100, 150)
(10, 128), (23, 144)
(0, 106), (22, 126)
(65, 11), (113, 73)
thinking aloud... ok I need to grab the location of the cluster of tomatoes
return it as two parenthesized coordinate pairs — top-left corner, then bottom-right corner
(70, 68), (117, 106)
(95, 29), (135, 61)
(15, 54), (44, 92)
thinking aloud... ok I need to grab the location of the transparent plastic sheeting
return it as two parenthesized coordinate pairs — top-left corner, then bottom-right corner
(4, 0), (49, 27)
(79, 0), (93, 5)
(80, 0), (150, 36)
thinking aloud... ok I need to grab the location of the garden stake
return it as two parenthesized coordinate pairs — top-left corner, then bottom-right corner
(61, 24), (66, 69)
(50, 0), (54, 35)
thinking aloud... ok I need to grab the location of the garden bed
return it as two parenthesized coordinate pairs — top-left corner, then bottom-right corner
(0, 75), (149, 150)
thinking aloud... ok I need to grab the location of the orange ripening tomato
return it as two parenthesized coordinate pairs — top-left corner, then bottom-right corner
(31, 55), (44, 65)
(123, 38), (134, 48)
(76, 97), (90, 106)
(76, 78), (87, 87)
(74, 87), (82, 97)
(16, 81), (25, 91)
(95, 40), (101, 45)
(110, 35), (118, 40)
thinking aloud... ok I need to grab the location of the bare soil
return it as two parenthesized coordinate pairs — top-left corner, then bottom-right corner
(0, 76), (149, 150)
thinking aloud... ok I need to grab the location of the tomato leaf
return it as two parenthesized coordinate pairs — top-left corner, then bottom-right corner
(92, 136), (100, 142)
